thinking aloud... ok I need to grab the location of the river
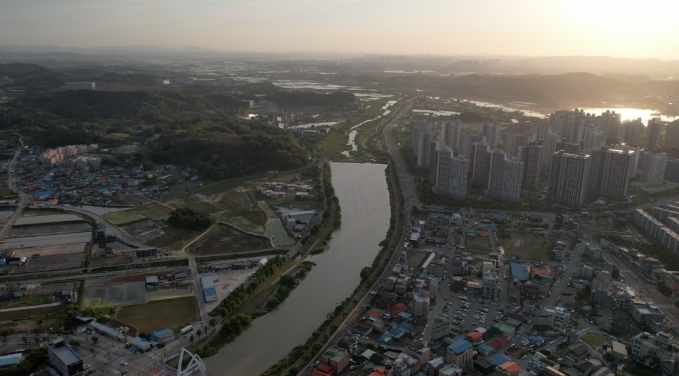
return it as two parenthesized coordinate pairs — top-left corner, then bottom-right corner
(204, 162), (391, 376)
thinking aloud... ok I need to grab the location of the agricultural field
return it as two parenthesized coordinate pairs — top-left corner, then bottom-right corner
(115, 297), (199, 334)
(104, 211), (147, 226)
(83, 279), (147, 306)
(189, 225), (270, 255)
(7, 294), (54, 308)
(146, 227), (203, 249)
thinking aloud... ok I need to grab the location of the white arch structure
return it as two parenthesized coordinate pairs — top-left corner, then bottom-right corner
(176, 348), (208, 376)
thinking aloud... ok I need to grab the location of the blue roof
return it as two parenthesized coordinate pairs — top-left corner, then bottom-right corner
(490, 354), (511, 366)
(510, 263), (528, 280)
(150, 328), (175, 339)
(398, 311), (412, 319)
(204, 287), (217, 296)
(0, 353), (22, 367)
(378, 333), (393, 344)
(387, 327), (404, 337)
(201, 276), (215, 287)
(37, 190), (53, 196)
(477, 344), (494, 353)
(399, 322), (414, 330)
(448, 339), (473, 355)
(528, 336), (544, 342)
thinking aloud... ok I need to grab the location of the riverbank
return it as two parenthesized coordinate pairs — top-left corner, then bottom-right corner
(261, 160), (403, 376)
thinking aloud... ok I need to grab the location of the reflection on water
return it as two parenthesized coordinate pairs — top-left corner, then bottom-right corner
(465, 99), (678, 124)
(204, 162), (390, 376)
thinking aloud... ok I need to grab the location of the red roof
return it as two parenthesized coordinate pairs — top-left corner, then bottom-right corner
(466, 331), (483, 341)
(367, 310), (382, 318)
(531, 268), (552, 276)
(310, 363), (334, 376)
(388, 303), (407, 315)
(499, 362), (520, 373)
(368, 366), (386, 376)
(487, 340), (501, 349)
(494, 336), (509, 345)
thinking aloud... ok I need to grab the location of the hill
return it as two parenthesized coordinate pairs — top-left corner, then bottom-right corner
(10, 90), (212, 122)
(148, 121), (308, 180)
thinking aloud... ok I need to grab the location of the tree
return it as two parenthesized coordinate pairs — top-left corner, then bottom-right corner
(91, 335), (99, 344)
(189, 335), (194, 344)
(196, 329), (202, 337)
(209, 318), (217, 328)
(360, 267), (371, 281)
(69, 340), (81, 349)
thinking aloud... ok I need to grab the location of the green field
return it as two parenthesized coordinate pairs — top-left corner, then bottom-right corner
(116, 297), (199, 334)
(318, 128), (351, 161)
(499, 232), (553, 261)
(9, 294), (54, 308)
(103, 211), (147, 226)
(581, 332), (606, 348)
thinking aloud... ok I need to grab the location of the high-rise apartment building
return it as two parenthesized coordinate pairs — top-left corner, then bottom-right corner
(502, 132), (526, 159)
(519, 141), (543, 189)
(542, 132), (560, 168)
(581, 126), (606, 152)
(665, 120), (679, 150)
(639, 152), (668, 187)
(646, 117), (663, 153)
(442, 120), (462, 151)
(470, 142), (491, 188)
(479, 123), (500, 150)
(588, 146), (635, 201)
(533, 123), (549, 142)
(547, 151), (591, 207)
(555, 139), (580, 154)
(432, 146), (469, 199)
(621, 118), (643, 147)
(458, 133), (485, 159)
(487, 150), (523, 201)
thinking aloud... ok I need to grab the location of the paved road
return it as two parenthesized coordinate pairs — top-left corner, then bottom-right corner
(0, 135), (27, 241)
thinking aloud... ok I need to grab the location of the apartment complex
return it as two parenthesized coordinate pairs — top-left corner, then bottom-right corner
(547, 152), (590, 207)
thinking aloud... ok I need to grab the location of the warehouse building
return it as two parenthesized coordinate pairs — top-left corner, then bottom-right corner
(201, 276), (218, 303)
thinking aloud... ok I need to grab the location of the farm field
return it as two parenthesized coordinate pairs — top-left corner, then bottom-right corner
(115, 297), (199, 334)
(104, 211), (147, 226)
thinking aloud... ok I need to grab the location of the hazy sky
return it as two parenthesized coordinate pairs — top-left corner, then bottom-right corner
(2, 0), (678, 58)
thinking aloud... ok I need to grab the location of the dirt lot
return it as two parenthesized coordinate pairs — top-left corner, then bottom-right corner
(202, 269), (254, 312)
(11, 243), (86, 257)
(12, 252), (84, 273)
(115, 297), (199, 333)
(189, 225), (270, 255)
(83, 278), (147, 306)
(146, 227), (203, 249)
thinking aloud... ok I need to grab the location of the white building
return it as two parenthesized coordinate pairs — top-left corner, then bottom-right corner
(431, 313), (451, 340)
(482, 270), (501, 299)
(631, 332), (679, 375)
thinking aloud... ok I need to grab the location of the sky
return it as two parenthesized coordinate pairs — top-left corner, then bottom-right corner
(1, 0), (678, 59)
